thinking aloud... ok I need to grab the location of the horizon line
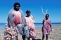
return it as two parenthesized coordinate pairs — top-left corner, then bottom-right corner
(2, 22), (61, 23)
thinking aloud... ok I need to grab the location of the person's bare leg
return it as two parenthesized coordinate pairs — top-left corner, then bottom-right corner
(32, 38), (35, 40)
(42, 34), (45, 40)
(16, 36), (18, 40)
(22, 35), (25, 40)
(46, 34), (48, 40)
(27, 37), (30, 40)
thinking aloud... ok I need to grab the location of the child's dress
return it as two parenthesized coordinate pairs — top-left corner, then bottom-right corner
(42, 19), (51, 35)
(25, 15), (36, 39)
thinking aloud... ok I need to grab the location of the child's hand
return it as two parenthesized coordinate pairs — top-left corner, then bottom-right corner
(7, 38), (10, 40)
(24, 24), (27, 26)
(11, 31), (15, 35)
(12, 36), (15, 38)
(4, 35), (8, 38)
(50, 27), (52, 31)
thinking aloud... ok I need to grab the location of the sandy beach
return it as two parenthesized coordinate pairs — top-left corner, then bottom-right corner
(0, 24), (61, 40)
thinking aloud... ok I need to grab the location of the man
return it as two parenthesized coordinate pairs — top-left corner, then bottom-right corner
(7, 2), (25, 40)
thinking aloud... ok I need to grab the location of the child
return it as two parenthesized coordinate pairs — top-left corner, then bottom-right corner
(4, 24), (12, 40)
(24, 10), (36, 40)
(4, 24), (17, 40)
(42, 14), (52, 40)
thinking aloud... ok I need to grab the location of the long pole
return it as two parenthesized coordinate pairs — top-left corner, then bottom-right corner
(41, 6), (45, 19)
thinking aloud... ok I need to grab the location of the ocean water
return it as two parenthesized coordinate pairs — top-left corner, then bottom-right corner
(34, 23), (61, 28)
(0, 23), (61, 30)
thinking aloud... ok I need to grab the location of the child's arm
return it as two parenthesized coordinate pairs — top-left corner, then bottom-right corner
(24, 17), (27, 26)
(31, 15), (35, 22)
(50, 20), (52, 31)
(7, 17), (11, 27)
(42, 19), (44, 26)
(3, 35), (8, 38)
(42, 19), (44, 32)
(50, 24), (52, 31)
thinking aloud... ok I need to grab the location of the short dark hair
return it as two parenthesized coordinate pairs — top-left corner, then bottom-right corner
(26, 10), (30, 13)
(45, 14), (49, 17)
(14, 2), (20, 7)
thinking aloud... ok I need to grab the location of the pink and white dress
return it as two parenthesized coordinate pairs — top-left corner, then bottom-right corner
(42, 19), (51, 35)
(25, 15), (36, 39)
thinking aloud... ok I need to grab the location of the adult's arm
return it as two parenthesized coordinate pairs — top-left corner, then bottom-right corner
(20, 10), (26, 25)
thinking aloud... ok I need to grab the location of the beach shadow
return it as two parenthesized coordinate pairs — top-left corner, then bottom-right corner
(35, 39), (41, 40)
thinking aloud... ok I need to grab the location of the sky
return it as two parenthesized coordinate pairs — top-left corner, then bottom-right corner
(0, 0), (61, 23)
